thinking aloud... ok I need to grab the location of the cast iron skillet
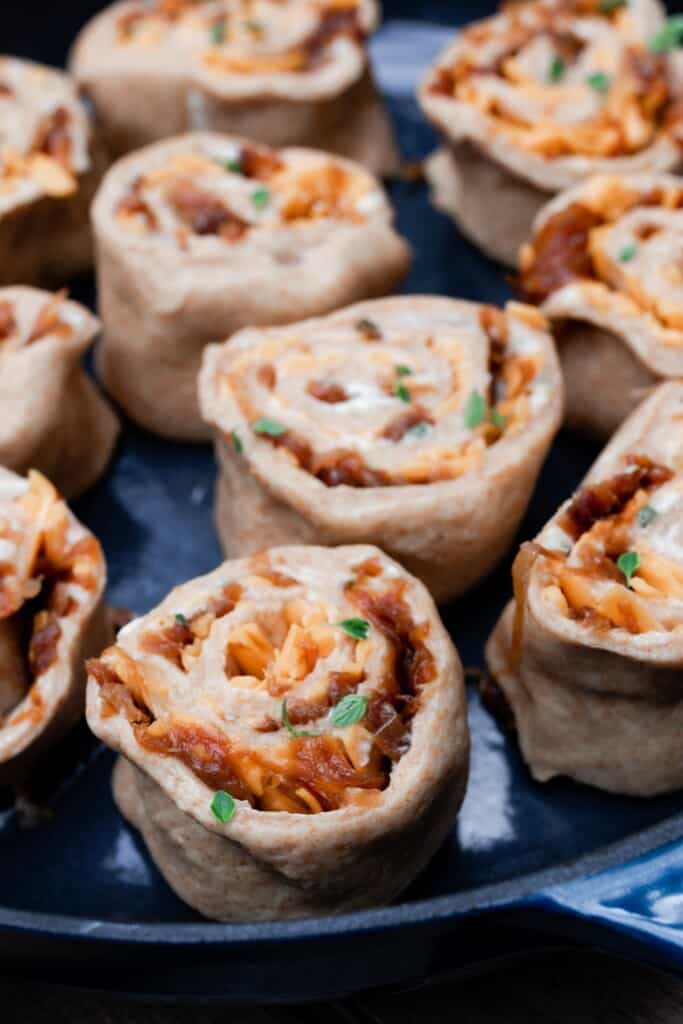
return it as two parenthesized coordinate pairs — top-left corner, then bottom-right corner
(1, 0), (683, 1004)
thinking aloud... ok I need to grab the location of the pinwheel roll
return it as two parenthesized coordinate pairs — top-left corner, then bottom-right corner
(518, 173), (683, 439)
(199, 296), (563, 603)
(70, 0), (397, 175)
(86, 545), (468, 921)
(0, 288), (119, 499)
(0, 469), (109, 783)
(486, 382), (683, 796)
(93, 132), (410, 440)
(0, 57), (104, 285)
(419, 0), (683, 266)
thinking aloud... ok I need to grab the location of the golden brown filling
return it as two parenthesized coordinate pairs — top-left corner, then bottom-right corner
(427, 0), (680, 160)
(116, 0), (364, 75)
(0, 292), (72, 351)
(88, 556), (437, 813)
(518, 182), (683, 305)
(235, 305), (545, 488)
(0, 472), (102, 727)
(0, 103), (79, 198)
(115, 145), (371, 246)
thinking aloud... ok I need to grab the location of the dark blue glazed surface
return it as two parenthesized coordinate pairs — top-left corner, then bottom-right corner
(2, 0), (683, 1002)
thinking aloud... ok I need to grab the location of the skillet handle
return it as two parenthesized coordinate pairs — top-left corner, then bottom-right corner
(522, 835), (683, 970)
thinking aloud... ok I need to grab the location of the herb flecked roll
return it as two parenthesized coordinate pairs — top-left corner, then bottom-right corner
(70, 0), (398, 175)
(486, 382), (683, 796)
(92, 132), (410, 439)
(86, 545), (468, 921)
(419, 0), (683, 266)
(199, 296), (563, 603)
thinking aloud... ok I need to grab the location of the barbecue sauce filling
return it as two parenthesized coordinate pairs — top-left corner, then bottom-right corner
(87, 558), (437, 813)
(427, 1), (681, 160)
(518, 186), (683, 304)
(241, 305), (529, 487)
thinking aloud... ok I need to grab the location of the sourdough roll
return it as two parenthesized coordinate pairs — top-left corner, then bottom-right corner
(0, 287), (118, 498)
(70, 0), (397, 175)
(92, 132), (410, 439)
(0, 469), (109, 783)
(518, 173), (683, 438)
(199, 296), (563, 603)
(0, 57), (104, 285)
(487, 382), (683, 796)
(86, 545), (468, 921)
(419, 0), (683, 266)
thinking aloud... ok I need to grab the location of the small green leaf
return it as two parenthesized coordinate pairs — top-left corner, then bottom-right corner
(224, 158), (243, 174)
(175, 613), (188, 627)
(395, 382), (411, 403)
(355, 317), (380, 337)
(251, 417), (286, 437)
(410, 421), (429, 438)
(330, 693), (369, 728)
(491, 408), (508, 431)
(211, 790), (235, 823)
(650, 16), (683, 53)
(619, 242), (637, 262)
(231, 430), (243, 454)
(617, 550), (640, 587)
(209, 21), (225, 45)
(465, 389), (486, 429)
(586, 71), (611, 93)
(281, 698), (320, 739)
(637, 505), (658, 527)
(600, 0), (626, 12)
(251, 187), (270, 210)
(395, 364), (412, 377)
(336, 618), (370, 640)
(548, 55), (566, 82)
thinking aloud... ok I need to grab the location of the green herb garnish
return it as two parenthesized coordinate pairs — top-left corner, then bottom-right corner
(225, 158), (243, 174)
(282, 698), (320, 739)
(355, 317), (381, 339)
(619, 242), (637, 262)
(251, 417), (286, 436)
(395, 382), (411, 403)
(330, 693), (369, 728)
(491, 408), (508, 431)
(465, 389), (486, 429)
(251, 187), (270, 210)
(336, 618), (370, 640)
(587, 71), (611, 93)
(637, 505), (658, 527)
(548, 55), (566, 82)
(209, 21), (225, 45)
(175, 613), (188, 627)
(231, 430), (243, 454)
(211, 790), (235, 823)
(650, 16), (683, 53)
(617, 550), (640, 587)
(600, 0), (626, 11)
(395, 364), (412, 377)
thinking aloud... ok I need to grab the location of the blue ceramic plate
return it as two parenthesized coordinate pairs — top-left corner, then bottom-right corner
(2, 0), (683, 1004)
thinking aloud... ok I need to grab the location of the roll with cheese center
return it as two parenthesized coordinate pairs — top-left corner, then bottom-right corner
(86, 545), (468, 921)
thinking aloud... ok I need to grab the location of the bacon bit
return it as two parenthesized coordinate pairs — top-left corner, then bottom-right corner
(307, 379), (349, 404)
(517, 203), (603, 303)
(353, 557), (383, 579)
(33, 107), (72, 171)
(117, 193), (159, 231)
(328, 671), (363, 705)
(254, 715), (279, 733)
(561, 455), (673, 538)
(28, 612), (61, 677)
(26, 291), (71, 345)
(428, 66), (456, 96)
(248, 552), (297, 588)
(140, 620), (194, 669)
(239, 145), (285, 180)
(257, 364), (276, 389)
(294, 735), (385, 798)
(87, 659), (152, 724)
(284, 697), (328, 726)
(0, 300), (16, 340)
(138, 719), (253, 803)
(381, 406), (433, 442)
(0, 83), (13, 97)
(315, 450), (390, 488)
(166, 178), (248, 240)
